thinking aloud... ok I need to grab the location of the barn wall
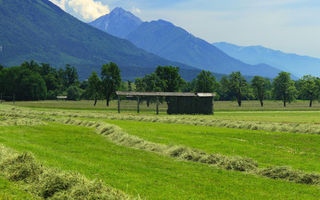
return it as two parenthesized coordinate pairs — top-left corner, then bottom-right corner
(167, 97), (213, 115)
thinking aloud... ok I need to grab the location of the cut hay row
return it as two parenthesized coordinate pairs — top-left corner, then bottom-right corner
(0, 116), (46, 126)
(3, 106), (320, 135)
(0, 145), (132, 200)
(56, 118), (320, 186)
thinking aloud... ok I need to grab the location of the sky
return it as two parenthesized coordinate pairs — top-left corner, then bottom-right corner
(49, 0), (320, 58)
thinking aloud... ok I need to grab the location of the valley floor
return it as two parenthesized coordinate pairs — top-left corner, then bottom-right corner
(1, 101), (320, 199)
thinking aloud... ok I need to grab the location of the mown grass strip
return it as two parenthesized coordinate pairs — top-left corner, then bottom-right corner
(57, 118), (320, 186)
(3, 105), (320, 135)
(0, 145), (132, 200)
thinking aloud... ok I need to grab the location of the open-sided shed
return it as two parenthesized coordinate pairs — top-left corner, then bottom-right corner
(116, 92), (216, 115)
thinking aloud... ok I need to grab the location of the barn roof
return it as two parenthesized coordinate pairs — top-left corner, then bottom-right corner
(116, 91), (216, 97)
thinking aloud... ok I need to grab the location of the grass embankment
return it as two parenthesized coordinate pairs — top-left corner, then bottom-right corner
(1, 123), (320, 199)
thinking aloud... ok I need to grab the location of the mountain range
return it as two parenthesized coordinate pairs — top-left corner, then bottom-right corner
(213, 42), (320, 78)
(89, 8), (281, 78)
(0, 0), (201, 80)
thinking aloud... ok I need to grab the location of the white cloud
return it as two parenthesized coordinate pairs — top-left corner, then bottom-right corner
(50, 0), (110, 21)
(131, 7), (141, 14)
(68, 0), (110, 21)
(49, 0), (66, 10)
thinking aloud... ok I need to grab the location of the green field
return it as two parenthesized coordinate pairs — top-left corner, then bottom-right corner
(4, 99), (320, 112)
(1, 101), (320, 199)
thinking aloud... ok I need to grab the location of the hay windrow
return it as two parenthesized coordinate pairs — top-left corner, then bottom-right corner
(0, 145), (132, 200)
(60, 118), (257, 173)
(2, 106), (320, 186)
(0, 116), (46, 126)
(258, 166), (320, 185)
(2, 106), (320, 135)
(58, 118), (320, 186)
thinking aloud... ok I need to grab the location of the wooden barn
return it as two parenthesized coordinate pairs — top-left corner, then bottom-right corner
(116, 92), (216, 115)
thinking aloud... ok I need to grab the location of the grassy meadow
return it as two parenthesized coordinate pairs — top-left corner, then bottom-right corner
(1, 100), (320, 199)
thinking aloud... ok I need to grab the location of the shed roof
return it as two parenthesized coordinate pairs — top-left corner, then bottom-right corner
(56, 96), (67, 99)
(116, 91), (216, 97)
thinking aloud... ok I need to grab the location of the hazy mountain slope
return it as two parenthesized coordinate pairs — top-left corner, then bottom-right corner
(89, 8), (281, 78)
(125, 20), (280, 77)
(214, 42), (320, 77)
(89, 7), (142, 39)
(0, 0), (200, 80)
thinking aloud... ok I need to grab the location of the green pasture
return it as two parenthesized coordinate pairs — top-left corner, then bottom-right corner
(104, 120), (320, 173)
(0, 177), (38, 200)
(0, 123), (320, 199)
(1, 102), (320, 199)
(3, 100), (320, 112)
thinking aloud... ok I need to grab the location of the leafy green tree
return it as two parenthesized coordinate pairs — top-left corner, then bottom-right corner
(0, 64), (3, 71)
(181, 79), (196, 92)
(63, 64), (79, 88)
(155, 66), (184, 92)
(0, 66), (47, 100)
(101, 62), (121, 106)
(220, 72), (249, 107)
(21, 60), (41, 73)
(127, 80), (133, 92)
(297, 75), (320, 107)
(67, 86), (81, 101)
(20, 72), (47, 100)
(251, 76), (271, 107)
(273, 72), (297, 107)
(194, 70), (218, 93)
(87, 72), (102, 106)
(135, 73), (162, 106)
(135, 78), (147, 92)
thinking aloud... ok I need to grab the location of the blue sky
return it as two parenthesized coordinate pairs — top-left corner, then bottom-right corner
(50, 0), (320, 58)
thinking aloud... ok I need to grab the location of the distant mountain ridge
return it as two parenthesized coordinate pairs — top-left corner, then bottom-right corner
(0, 0), (201, 81)
(89, 8), (281, 78)
(89, 7), (142, 39)
(213, 42), (320, 77)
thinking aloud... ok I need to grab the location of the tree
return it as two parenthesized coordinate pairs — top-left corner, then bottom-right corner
(251, 76), (271, 107)
(181, 79), (196, 92)
(273, 72), (297, 107)
(135, 78), (147, 92)
(67, 86), (81, 101)
(87, 72), (102, 106)
(127, 81), (132, 92)
(155, 66), (184, 92)
(135, 73), (162, 107)
(0, 64), (3, 71)
(101, 62), (121, 106)
(297, 75), (320, 107)
(19, 72), (47, 100)
(220, 72), (249, 107)
(194, 70), (218, 93)
(63, 64), (79, 88)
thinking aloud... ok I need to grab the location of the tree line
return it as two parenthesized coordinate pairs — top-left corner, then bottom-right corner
(1, 61), (320, 107)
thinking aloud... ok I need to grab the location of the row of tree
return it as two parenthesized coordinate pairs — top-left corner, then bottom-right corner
(1, 61), (320, 107)
(132, 67), (320, 108)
